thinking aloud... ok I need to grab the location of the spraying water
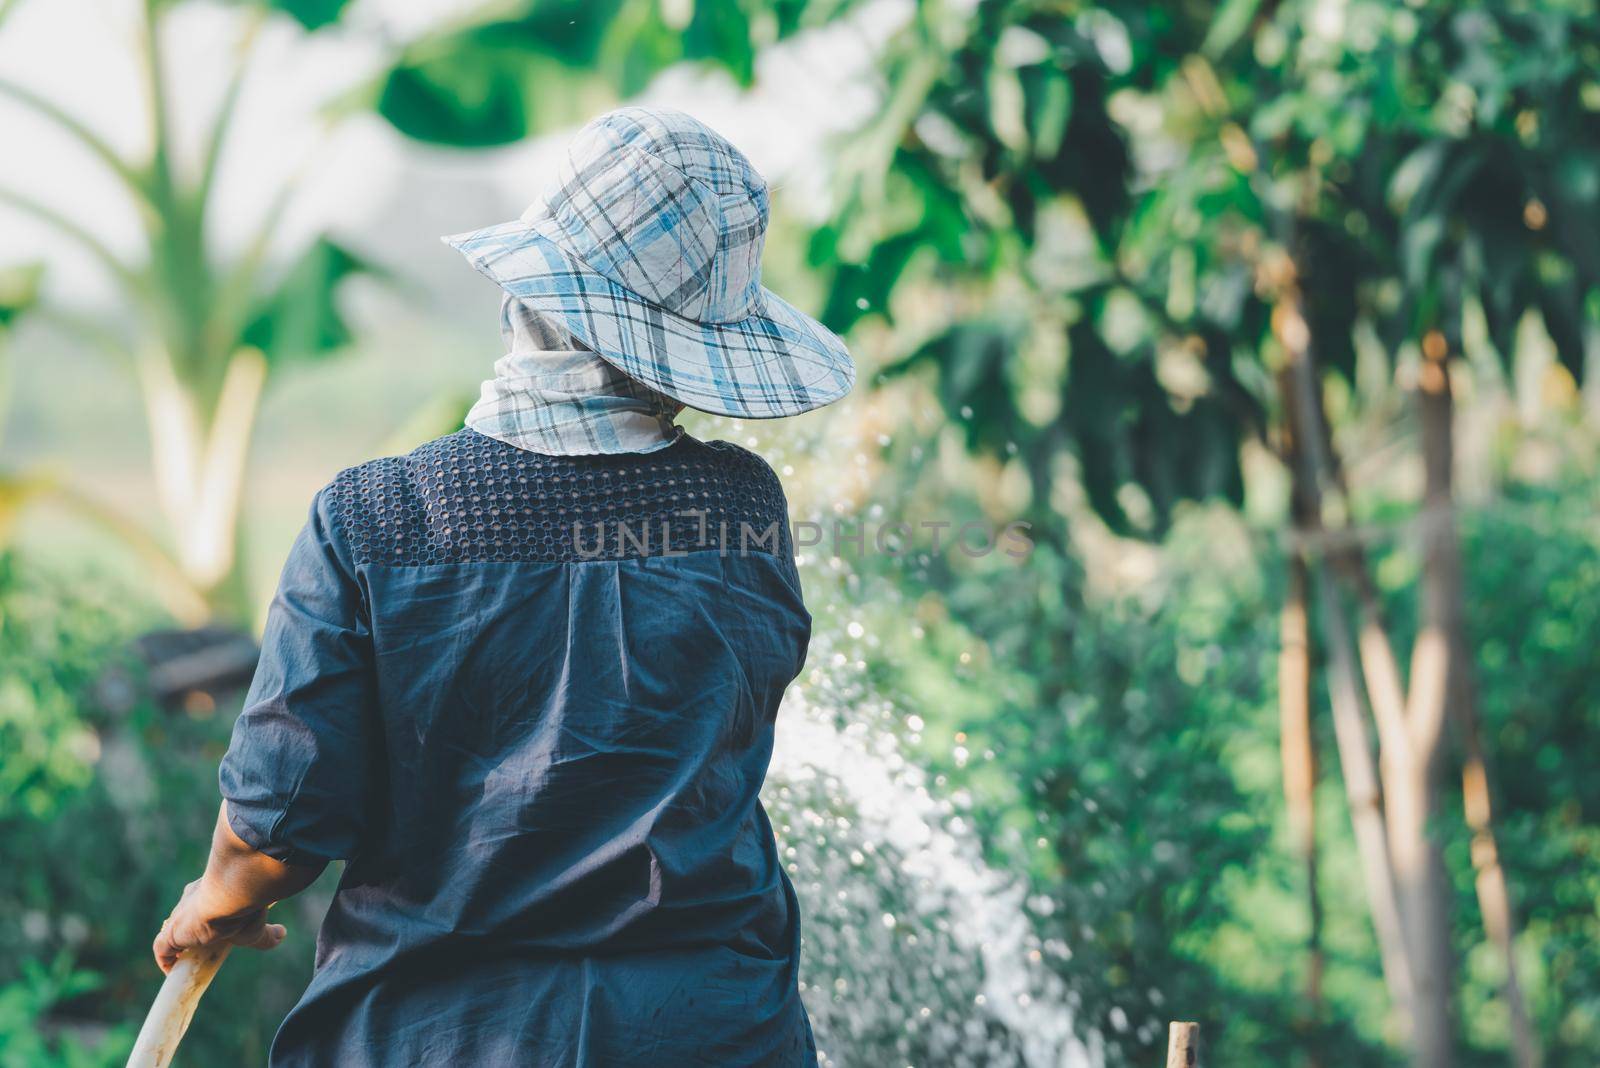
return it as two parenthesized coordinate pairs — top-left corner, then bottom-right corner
(765, 625), (1098, 1068)
(696, 417), (1098, 1067)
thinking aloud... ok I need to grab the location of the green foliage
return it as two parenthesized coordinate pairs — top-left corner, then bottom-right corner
(1373, 5), (1600, 374)
(0, 2), (385, 614)
(7, 472), (1600, 1065)
(1185, 0), (1600, 387)
(374, 0), (871, 146)
(844, 502), (1382, 1064)
(0, 555), (154, 821)
(0, 556), (324, 1065)
(1449, 493), (1600, 1063)
(848, 426), (1600, 1063)
(821, 0), (1600, 549)
(812, 0), (1263, 539)
(1059, 314), (1249, 534)
(0, 956), (128, 1068)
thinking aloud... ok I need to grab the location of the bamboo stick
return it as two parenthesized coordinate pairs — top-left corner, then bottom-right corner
(126, 944), (231, 1068)
(1165, 1022), (1200, 1068)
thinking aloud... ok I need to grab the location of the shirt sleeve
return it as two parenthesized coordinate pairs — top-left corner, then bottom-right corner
(220, 485), (376, 866)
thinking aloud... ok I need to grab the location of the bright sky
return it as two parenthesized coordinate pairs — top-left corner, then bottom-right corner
(0, 0), (904, 310)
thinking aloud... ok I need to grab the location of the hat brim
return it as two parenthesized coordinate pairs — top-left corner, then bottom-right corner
(442, 215), (855, 419)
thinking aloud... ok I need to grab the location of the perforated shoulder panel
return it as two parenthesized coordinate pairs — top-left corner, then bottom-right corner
(328, 430), (791, 567)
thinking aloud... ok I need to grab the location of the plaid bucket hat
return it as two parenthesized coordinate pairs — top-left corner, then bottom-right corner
(443, 106), (855, 419)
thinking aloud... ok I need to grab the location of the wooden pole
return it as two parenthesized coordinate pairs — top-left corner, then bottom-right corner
(1280, 527), (1325, 1044)
(126, 944), (231, 1068)
(1165, 1022), (1200, 1068)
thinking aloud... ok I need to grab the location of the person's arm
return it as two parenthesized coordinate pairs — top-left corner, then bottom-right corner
(151, 802), (325, 974)
(154, 486), (375, 973)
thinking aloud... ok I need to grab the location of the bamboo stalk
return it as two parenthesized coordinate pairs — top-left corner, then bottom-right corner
(1279, 553), (1325, 1049)
(1458, 703), (1540, 1068)
(1416, 334), (1538, 1067)
(1165, 1022), (1200, 1068)
(1312, 565), (1415, 1017)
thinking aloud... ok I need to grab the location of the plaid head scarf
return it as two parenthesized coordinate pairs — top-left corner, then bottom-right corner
(466, 295), (684, 456)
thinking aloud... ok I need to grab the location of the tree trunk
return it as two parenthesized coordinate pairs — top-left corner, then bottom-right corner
(137, 346), (266, 622)
(1397, 333), (1462, 1068)
(1286, 305), (1463, 1065)
(1311, 566), (1414, 1025)
(1279, 553), (1324, 1047)
(1382, 754), (1453, 1068)
(1274, 296), (1414, 1037)
(1417, 335), (1539, 1067)
(1267, 218), (1473, 1064)
(1458, 681), (1540, 1068)
(1305, 337), (1457, 1067)
(1278, 352), (1325, 1053)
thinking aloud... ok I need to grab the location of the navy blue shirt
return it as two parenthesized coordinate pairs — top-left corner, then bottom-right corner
(220, 429), (815, 1066)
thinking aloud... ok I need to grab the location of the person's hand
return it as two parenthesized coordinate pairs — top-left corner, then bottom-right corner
(152, 877), (286, 974)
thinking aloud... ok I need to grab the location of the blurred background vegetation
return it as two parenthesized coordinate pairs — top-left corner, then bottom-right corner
(3, 0), (1600, 1066)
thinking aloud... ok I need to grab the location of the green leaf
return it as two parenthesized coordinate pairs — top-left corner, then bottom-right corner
(487, 2), (617, 66)
(1024, 67), (1072, 160)
(265, 0), (351, 32)
(379, 55), (530, 147)
(1388, 142), (1451, 216)
(1062, 317), (1246, 537)
(1538, 272), (1587, 383)
(1037, 68), (1129, 249)
(1200, 0), (1263, 58)
(1299, 219), (1368, 384)
(683, 0), (757, 85)
(880, 322), (1027, 457)
(1401, 214), (1447, 288)
(819, 231), (922, 333)
(241, 239), (376, 365)
(370, 2), (642, 147)
(987, 63), (1029, 153)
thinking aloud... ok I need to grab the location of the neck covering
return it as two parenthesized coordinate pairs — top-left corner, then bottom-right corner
(465, 295), (683, 456)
